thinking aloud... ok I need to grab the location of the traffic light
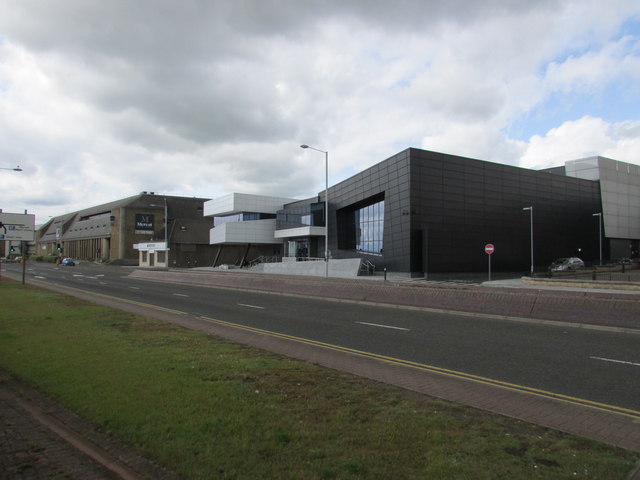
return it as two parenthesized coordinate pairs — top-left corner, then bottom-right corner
(57, 243), (62, 252)
(9, 245), (15, 253)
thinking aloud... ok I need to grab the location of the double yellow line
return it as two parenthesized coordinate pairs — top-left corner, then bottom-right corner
(195, 313), (640, 421)
(39, 281), (640, 421)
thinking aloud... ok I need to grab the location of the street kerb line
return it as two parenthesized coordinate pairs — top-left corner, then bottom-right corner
(27, 281), (188, 317)
(13, 276), (640, 422)
(197, 313), (640, 421)
(131, 273), (640, 336)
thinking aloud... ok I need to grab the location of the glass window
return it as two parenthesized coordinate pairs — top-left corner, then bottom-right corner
(353, 199), (384, 254)
(214, 212), (275, 227)
(276, 203), (325, 230)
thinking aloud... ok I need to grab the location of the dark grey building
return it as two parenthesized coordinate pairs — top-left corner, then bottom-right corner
(276, 148), (638, 275)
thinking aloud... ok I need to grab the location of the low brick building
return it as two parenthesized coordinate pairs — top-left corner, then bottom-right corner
(36, 192), (214, 266)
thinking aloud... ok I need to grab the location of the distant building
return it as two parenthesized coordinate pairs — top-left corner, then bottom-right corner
(36, 192), (214, 267)
(203, 193), (296, 267)
(205, 148), (640, 275)
(562, 156), (640, 259)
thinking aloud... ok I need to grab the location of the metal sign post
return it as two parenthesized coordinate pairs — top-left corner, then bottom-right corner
(485, 244), (495, 281)
(0, 213), (35, 286)
(21, 241), (27, 285)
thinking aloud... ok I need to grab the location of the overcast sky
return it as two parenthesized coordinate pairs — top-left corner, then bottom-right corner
(1, 0), (639, 223)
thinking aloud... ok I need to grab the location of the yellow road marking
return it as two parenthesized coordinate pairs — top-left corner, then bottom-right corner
(197, 313), (640, 420)
(43, 283), (187, 317)
(29, 278), (640, 421)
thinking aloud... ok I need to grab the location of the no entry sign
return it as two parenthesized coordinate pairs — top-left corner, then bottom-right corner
(485, 243), (495, 255)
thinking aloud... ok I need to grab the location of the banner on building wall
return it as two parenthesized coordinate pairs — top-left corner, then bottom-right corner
(135, 214), (154, 233)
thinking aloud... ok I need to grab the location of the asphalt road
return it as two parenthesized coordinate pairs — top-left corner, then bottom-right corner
(4, 261), (640, 414)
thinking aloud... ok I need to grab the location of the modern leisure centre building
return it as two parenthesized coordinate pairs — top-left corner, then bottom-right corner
(204, 148), (640, 276)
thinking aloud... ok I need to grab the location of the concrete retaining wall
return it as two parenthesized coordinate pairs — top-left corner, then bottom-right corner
(259, 258), (362, 278)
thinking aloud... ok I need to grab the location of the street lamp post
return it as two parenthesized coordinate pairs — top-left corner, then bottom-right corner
(593, 212), (602, 266)
(522, 206), (534, 275)
(162, 197), (168, 248)
(300, 144), (329, 278)
(0, 166), (24, 283)
(150, 198), (169, 262)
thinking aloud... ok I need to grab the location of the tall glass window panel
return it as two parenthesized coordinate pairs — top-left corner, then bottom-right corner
(354, 200), (384, 254)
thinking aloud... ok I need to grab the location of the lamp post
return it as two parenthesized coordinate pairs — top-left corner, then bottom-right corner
(593, 212), (602, 266)
(522, 206), (533, 275)
(300, 144), (329, 278)
(0, 166), (22, 171)
(150, 198), (168, 257)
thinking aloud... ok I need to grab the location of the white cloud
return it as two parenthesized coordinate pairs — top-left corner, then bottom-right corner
(545, 35), (640, 95)
(0, 0), (639, 222)
(520, 116), (640, 169)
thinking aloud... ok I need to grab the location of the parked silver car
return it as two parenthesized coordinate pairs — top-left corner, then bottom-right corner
(549, 257), (585, 271)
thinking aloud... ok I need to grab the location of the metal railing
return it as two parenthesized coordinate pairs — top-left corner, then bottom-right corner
(246, 255), (326, 268)
(360, 259), (376, 275)
(548, 264), (640, 283)
(246, 256), (282, 268)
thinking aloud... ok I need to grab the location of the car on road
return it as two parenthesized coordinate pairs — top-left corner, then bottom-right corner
(549, 257), (584, 271)
(61, 258), (76, 266)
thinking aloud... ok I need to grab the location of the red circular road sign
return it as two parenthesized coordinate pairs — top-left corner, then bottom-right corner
(485, 243), (495, 254)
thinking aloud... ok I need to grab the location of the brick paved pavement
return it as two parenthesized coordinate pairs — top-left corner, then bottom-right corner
(0, 372), (181, 480)
(0, 381), (119, 480)
(3, 268), (640, 478)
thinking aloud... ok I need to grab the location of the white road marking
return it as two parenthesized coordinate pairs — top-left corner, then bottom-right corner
(173, 293), (189, 297)
(129, 286), (140, 290)
(356, 321), (410, 331)
(590, 356), (640, 367)
(238, 303), (265, 310)
(35, 276), (46, 279)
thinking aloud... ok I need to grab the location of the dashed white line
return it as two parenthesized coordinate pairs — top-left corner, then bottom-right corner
(35, 276), (47, 279)
(238, 303), (265, 310)
(590, 356), (640, 367)
(173, 293), (189, 297)
(356, 321), (410, 331)
(129, 286), (140, 290)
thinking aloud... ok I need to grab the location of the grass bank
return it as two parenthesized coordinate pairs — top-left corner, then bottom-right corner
(0, 281), (637, 479)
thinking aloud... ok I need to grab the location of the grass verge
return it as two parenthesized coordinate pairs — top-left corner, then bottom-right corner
(0, 281), (637, 479)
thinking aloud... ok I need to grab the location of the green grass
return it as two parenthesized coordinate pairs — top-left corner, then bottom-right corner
(0, 280), (637, 479)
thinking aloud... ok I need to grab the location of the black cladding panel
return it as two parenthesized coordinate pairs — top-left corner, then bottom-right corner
(304, 148), (603, 274)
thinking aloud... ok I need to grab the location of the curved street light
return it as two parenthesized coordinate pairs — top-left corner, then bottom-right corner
(300, 144), (329, 278)
(1, 166), (22, 171)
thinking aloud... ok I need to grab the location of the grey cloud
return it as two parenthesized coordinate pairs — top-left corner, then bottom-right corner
(0, 0), (560, 153)
(1, 0), (638, 221)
